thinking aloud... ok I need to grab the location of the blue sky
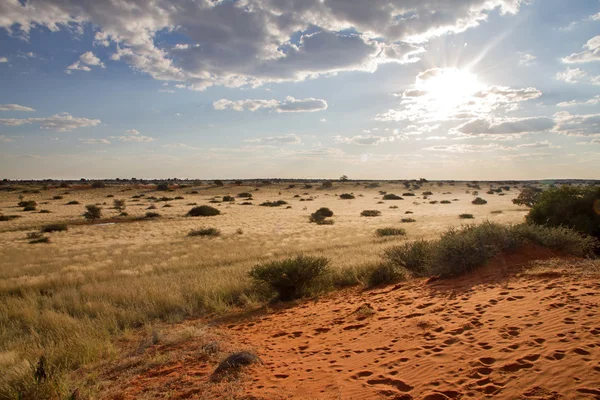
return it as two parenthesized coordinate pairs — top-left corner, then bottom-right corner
(0, 0), (599, 180)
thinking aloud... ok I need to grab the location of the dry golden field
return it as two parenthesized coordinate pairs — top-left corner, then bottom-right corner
(0, 181), (532, 398)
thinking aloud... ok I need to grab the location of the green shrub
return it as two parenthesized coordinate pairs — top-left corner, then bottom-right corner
(222, 195), (235, 202)
(237, 192), (252, 198)
(23, 204), (36, 211)
(440, 200), (451, 204)
(18, 200), (36, 208)
(187, 205), (221, 217)
(156, 182), (170, 191)
(240, 202), (253, 205)
(490, 210), (503, 214)
(145, 212), (161, 218)
(340, 193), (355, 199)
(401, 218), (416, 223)
(385, 240), (432, 277)
(511, 224), (598, 257)
(376, 228), (406, 237)
(41, 223), (68, 233)
(83, 204), (102, 222)
(472, 197), (487, 205)
(39, 209), (51, 213)
(249, 255), (330, 301)
(27, 232), (43, 240)
(260, 200), (288, 207)
(525, 186), (600, 239)
(66, 200), (80, 205)
(91, 181), (106, 189)
(402, 193), (415, 196)
(361, 210), (381, 217)
(512, 187), (542, 208)
(188, 227), (221, 237)
(214, 180), (224, 186)
(382, 194), (403, 200)
(459, 214), (474, 219)
(310, 207), (334, 224)
(0, 215), (20, 221)
(53, 195), (63, 200)
(422, 191), (433, 196)
(368, 263), (406, 286)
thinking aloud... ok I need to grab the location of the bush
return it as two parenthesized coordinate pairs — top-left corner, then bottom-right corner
(249, 255), (330, 301)
(361, 210), (381, 217)
(440, 200), (451, 204)
(188, 227), (221, 237)
(53, 195), (63, 200)
(0, 215), (20, 221)
(525, 186), (600, 239)
(41, 223), (68, 233)
(376, 228), (406, 237)
(113, 199), (126, 212)
(18, 200), (37, 208)
(321, 181), (333, 189)
(91, 181), (106, 189)
(402, 192), (415, 196)
(214, 180), (224, 186)
(472, 197), (487, 205)
(83, 204), (102, 222)
(385, 240), (433, 277)
(222, 195), (235, 202)
(512, 187), (542, 208)
(422, 191), (433, 196)
(145, 212), (161, 218)
(310, 207), (334, 224)
(382, 194), (403, 200)
(187, 205), (221, 217)
(401, 218), (416, 223)
(459, 214), (474, 219)
(23, 204), (36, 211)
(66, 200), (80, 205)
(368, 263), (406, 286)
(29, 237), (50, 244)
(27, 232), (43, 240)
(260, 200), (288, 207)
(240, 202), (253, 205)
(156, 182), (170, 191)
(340, 193), (355, 199)
(39, 209), (51, 213)
(237, 192), (252, 198)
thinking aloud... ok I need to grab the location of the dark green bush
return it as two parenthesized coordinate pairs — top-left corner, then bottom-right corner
(440, 200), (451, 204)
(222, 195), (235, 202)
(39, 209), (51, 213)
(237, 192), (252, 198)
(83, 204), (102, 222)
(368, 263), (406, 286)
(53, 195), (63, 200)
(385, 240), (432, 277)
(472, 197), (487, 205)
(382, 194), (403, 200)
(145, 212), (161, 218)
(459, 214), (474, 219)
(361, 210), (381, 217)
(188, 227), (221, 237)
(187, 205), (221, 217)
(23, 204), (36, 211)
(422, 191), (433, 196)
(0, 215), (20, 221)
(41, 223), (68, 233)
(91, 181), (106, 189)
(376, 228), (406, 237)
(249, 255), (330, 301)
(401, 218), (416, 223)
(18, 200), (36, 208)
(66, 200), (80, 205)
(402, 192), (415, 196)
(340, 193), (355, 199)
(260, 200), (288, 207)
(310, 207), (334, 224)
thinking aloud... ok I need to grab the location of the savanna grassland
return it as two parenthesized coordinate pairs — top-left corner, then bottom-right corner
(0, 180), (597, 399)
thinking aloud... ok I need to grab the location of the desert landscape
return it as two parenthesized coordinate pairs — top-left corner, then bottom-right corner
(1, 179), (599, 399)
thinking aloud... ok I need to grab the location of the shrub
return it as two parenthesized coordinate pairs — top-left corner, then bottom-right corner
(147, 204), (157, 210)
(0, 215), (20, 221)
(29, 237), (50, 244)
(91, 181), (106, 189)
(459, 214), (474, 219)
(304, 184), (313, 189)
(440, 200), (451, 204)
(402, 192), (415, 196)
(188, 227), (221, 237)
(83, 205), (102, 222)
(472, 197), (487, 205)
(66, 200), (80, 205)
(156, 182), (170, 191)
(174, 196), (184, 200)
(18, 200), (36, 208)
(187, 205), (221, 217)
(113, 199), (126, 212)
(145, 212), (161, 218)
(39, 209), (51, 213)
(376, 228), (406, 237)
(106, 194), (114, 198)
(260, 200), (288, 207)
(361, 210), (381, 217)
(525, 186), (600, 239)
(429, 201), (438, 204)
(162, 204), (173, 208)
(422, 191), (433, 196)
(240, 202), (253, 205)
(53, 195), (63, 200)
(368, 263), (406, 286)
(23, 204), (36, 211)
(249, 255), (330, 301)
(405, 211), (414, 214)
(222, 195), (235, 202)
(401, 218), (416, 223)
(214, 180), (224, 186)
(490, 210), (503, 214)
(382, 194), (403, 200)
(237, 192), (252, 198)
(512, 187), (542, 208)
(41, 223), (68, 233)
(321, 181), (333, 189)
(385, 240), (433, 277)
(27, 232), (43, 240)
(310, 207), (334, 224)
(340, 193), (355, 199)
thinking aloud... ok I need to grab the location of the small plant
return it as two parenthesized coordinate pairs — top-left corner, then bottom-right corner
(187, 205), (221, 217)
(66, 200), (80, 205)
(106, 194), (114, 198)
(361, 210), (381, 217)
(163, 204), (173, 208)
(23, 204), (37, 211)
(490, 210), (503, 214)
(188, 227), (221, 237)
(145, 212), (161, 218)
(18, 200), (37, 208)
(240, 202), (253, 205)
(27, 232), (43, 240)
(83, 204), (102, 223)
(91, 181), (106, 189)
(422, 191), (433, 196)
(376, 228), (406, 237)
(440, 200), (451, 204)
(237, 192), (252, 198)
(260, 200), (288, 207)
(41, 223), (68, 233)
(472, 197), (487, 205)
(156, 182), (170, 191)
(147, 204), (157, 210)
(236, 228), (244, 235)
(53, 195), (63, 200)
(39, 209), (51, 213)
(113, 199), (126, 212)
(29, 236), (50, 244)
(0, 215), (21, 221)
(389, 205), (399, 209)
(401, 218), (416, 223)
(222, 195), (235, 202)
(459, 214), (474, 219)
(385, 240), (432, 276)
(249, 255), (330, 301)
(340, 193), (355, 199)
(310, 207), (334, 224)
(174, 196), (184, 200)
(321, 181), (333, 189)
(402, 192), (415, 196)
(382, 194), (403, 200)
(214, 180), (224, 186)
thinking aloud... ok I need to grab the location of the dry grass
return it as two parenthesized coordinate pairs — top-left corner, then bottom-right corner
(0, 181), (530, 398)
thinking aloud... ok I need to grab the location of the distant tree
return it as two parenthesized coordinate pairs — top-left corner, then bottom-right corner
(113, 199), (126, 212)
(321, 181), (333, 188)
(512, 187), (542, 208)
(83, 204), (102, 223)
(156, 182), (170, 191)
(340, 175), (349, 181)
(214, 180), (224, 186)
(91, 181), (106, 189)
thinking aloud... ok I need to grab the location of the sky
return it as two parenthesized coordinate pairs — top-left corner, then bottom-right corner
(0, 0), (599, 180)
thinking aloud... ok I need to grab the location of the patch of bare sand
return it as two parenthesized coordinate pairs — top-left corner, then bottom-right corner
(101, 247), (600, 399)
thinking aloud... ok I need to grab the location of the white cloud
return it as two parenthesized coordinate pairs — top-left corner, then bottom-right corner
(80, 138), (110, 144)
(553, 111), (600, 136)
(0, 112), (101, 131)
(0, 0), (525, 89)
(0, 104), (35, 112)
(423, 143), (512, 153)
(334, 135), (392, 146)
(66, 51), (105, 73)
(163, 143), (195, 149)
(245, 134), (301, 145)
(0, 57), (8, 63)
(453, 116), (555, 135)
(562, 35), (600, 63)
(214, 96), (327, 113)
(557, 95), (600, 107)
(425, 136), (447, 140)
(516, 140), (559, 149)
(124, 129), (140, 135)
(0, 135), (13, 142)
(517, 52), (536, 66)
(556, 67), (587, 83)
(109, 134), (155, 143)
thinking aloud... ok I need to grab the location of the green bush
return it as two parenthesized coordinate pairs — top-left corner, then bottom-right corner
(361, 210), (381, 217)
(187, 205), (221, 217)
(310, 207), (334, 224)
(260, 200), (288, 207)
(440, 200), (451, 204)
(53, 195), (63, 200)
(249, 255), (330, 301)
(0, 215), (20, 221)
(83, 204), (102, 222)
(156, 182), (170, 191)
(222, 195), (235, 202)
(401, 218), (416, 223)
(376, 228), (406, 237)
(340, 193), (355, 199)
(41, 223), (68, 233)
(385, 240), (432, 277)
(472, 197), (487, 205)
(382, 194), (403, 200)
(402, 193), (415, 196)
(459, 214), (474, 219)
(145, 212), (161, 218)
(18, 200), (36, 208)
(422, 191), (433, 196)
(23, 204), (36, 211)
(525, 186), (600, 239)
(368, 263), (406, 286)
(91, 181), (106, 189)
(188, 227), (221, 237)
(66, 200), (80, 205)
(237, 192), (252, 198)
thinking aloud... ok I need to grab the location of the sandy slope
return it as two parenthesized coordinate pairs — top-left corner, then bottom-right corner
(104, 248), (600, 400)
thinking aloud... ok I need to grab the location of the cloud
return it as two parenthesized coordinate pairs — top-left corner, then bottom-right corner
(562, 35), (600, 63)
(557, 96), (600, 107)
(0, 112), (101, 131)
(0, 104), (35, 112)
(245, 134), (301, 145)
(163, 143), (195, 149)
(423, 143), (512, 153)
(0, 0), (524, 89)
(516, 140), (559, 149)
(66, 51), (105, 73)
(109, 134), (155, 143)
(553, 111), (600, 136)
(576, 138), (600, 145)
(80, 138), (110, 144)
(517, 52), (536, 66)
(496, 152), (552, 161)
(453, 116), (555, 135)
(334, 135), (392, 146)
(0, 135), (14, 142)
(0, 57), (8, 63)
(214, 96), (327, 113)
(124, 129), (140, 135)
(556, 67), (587, 83)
